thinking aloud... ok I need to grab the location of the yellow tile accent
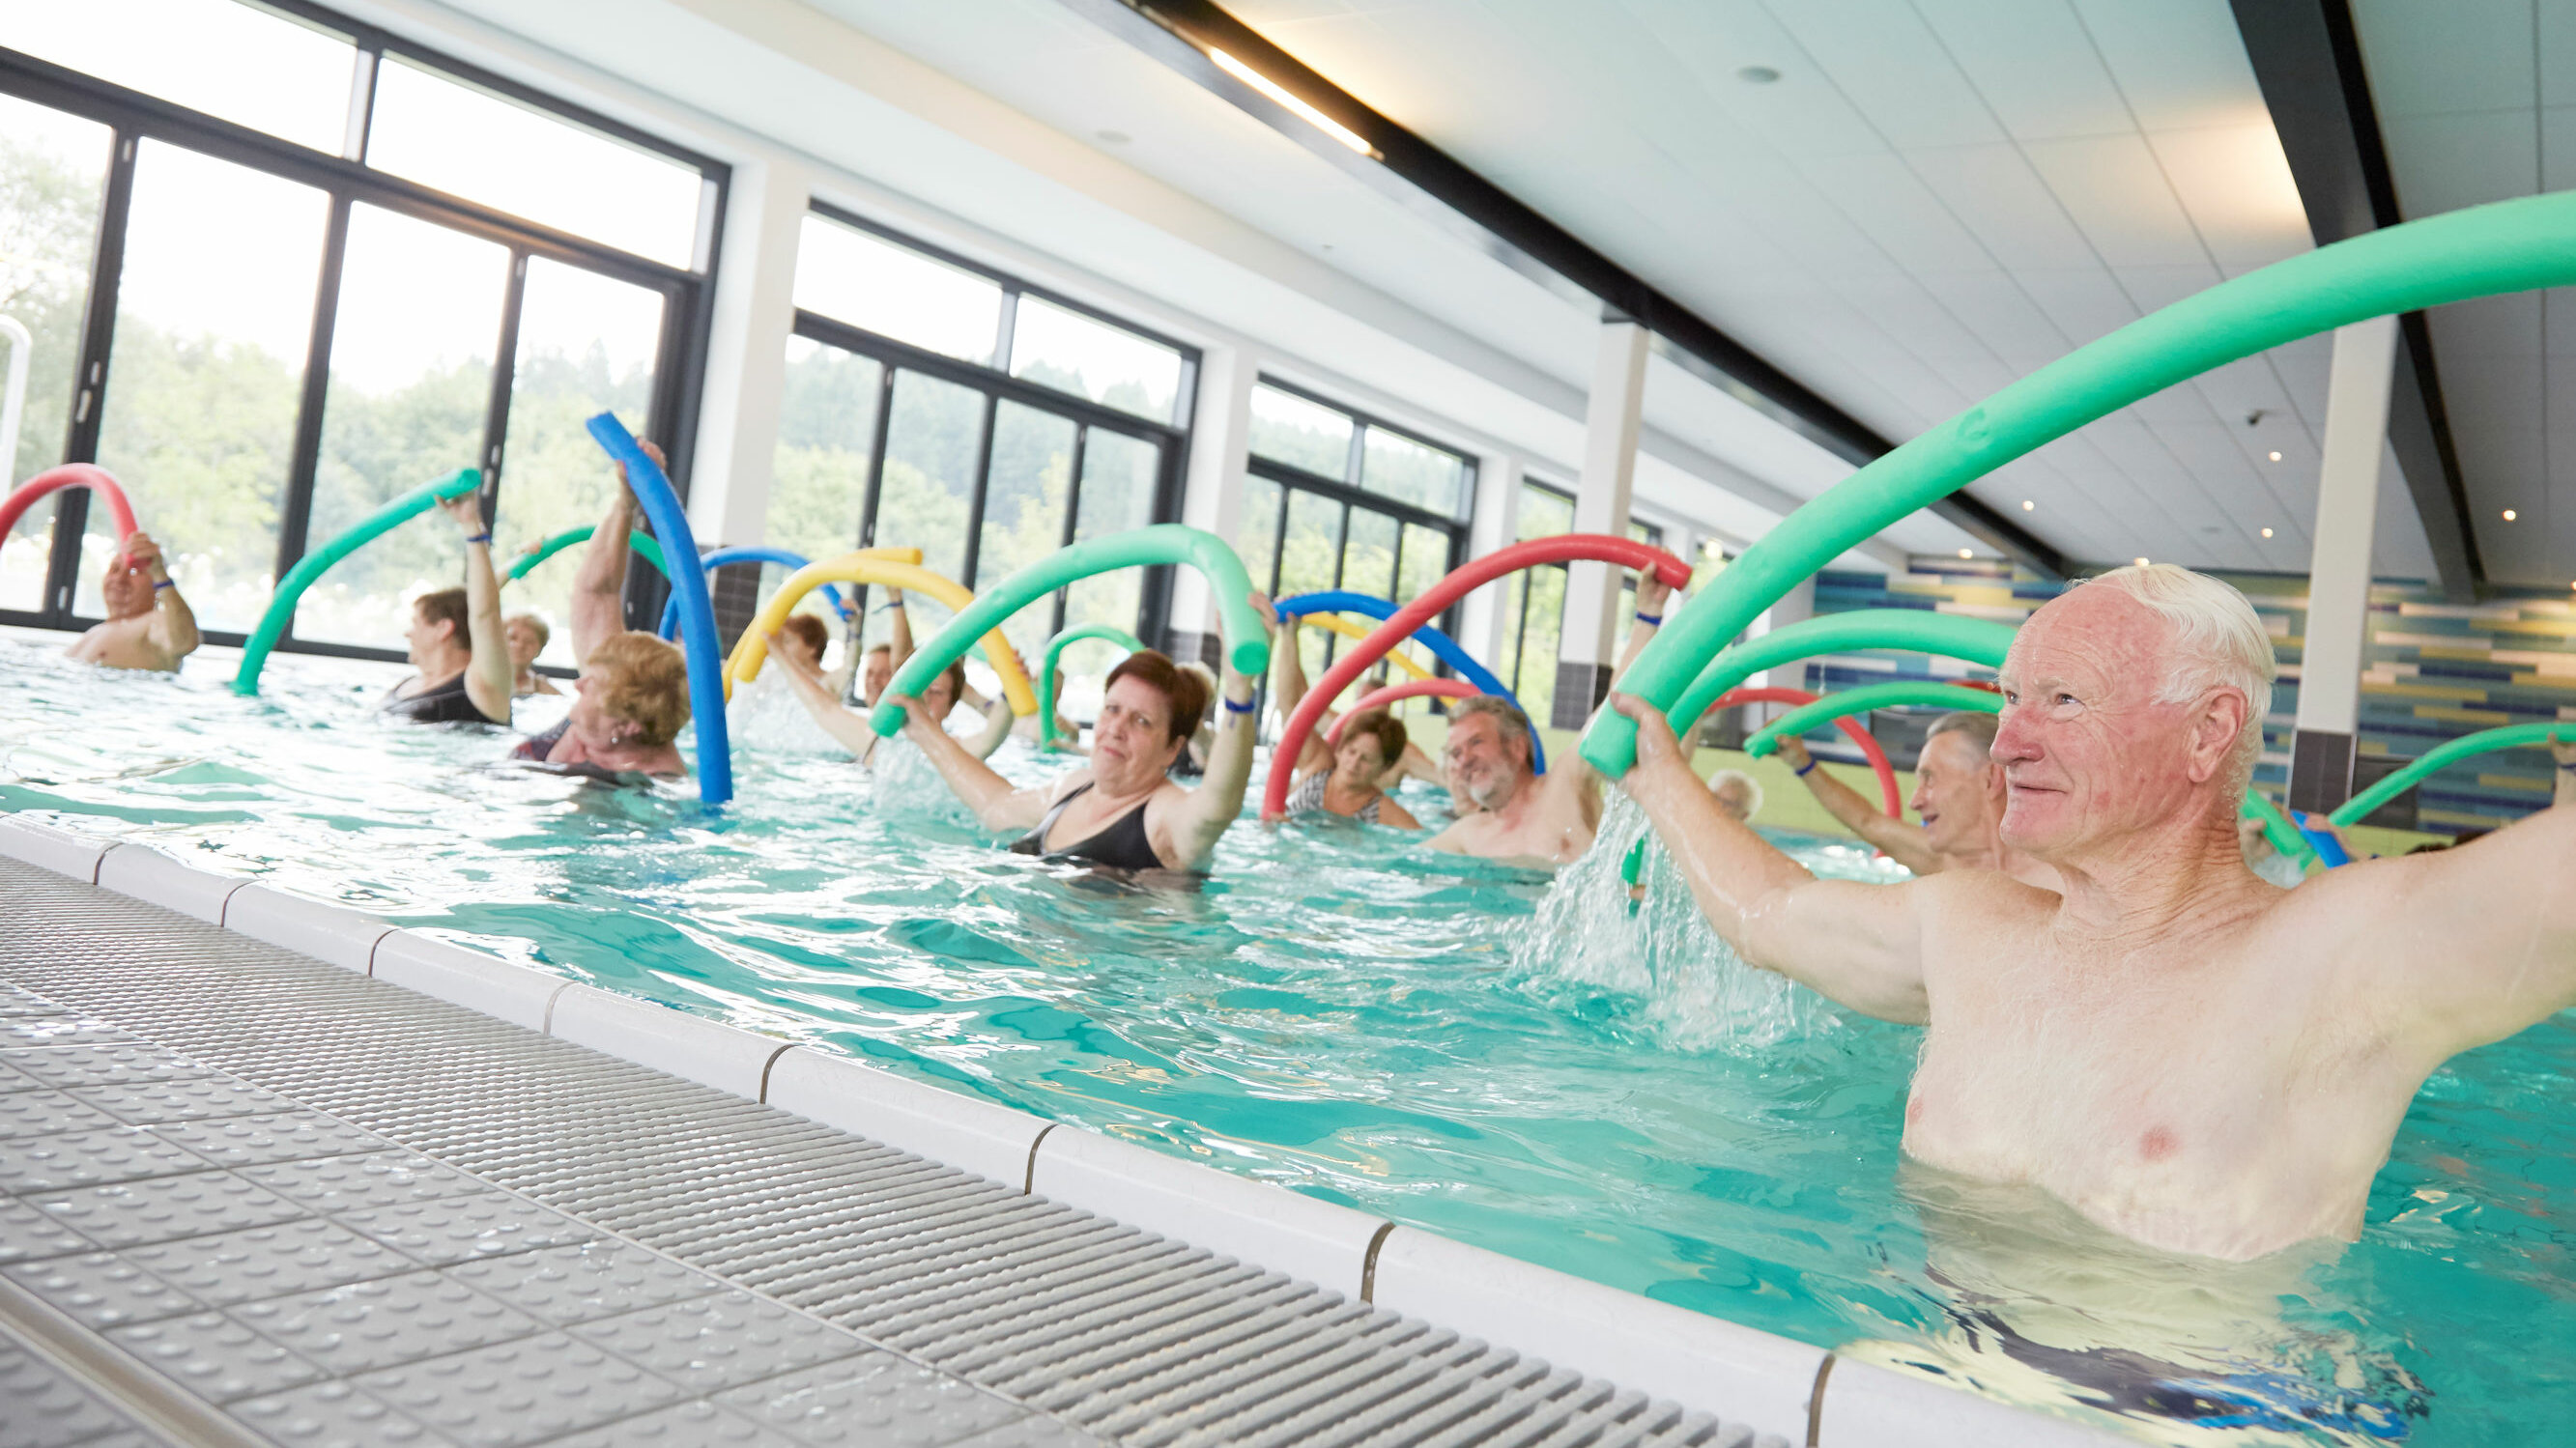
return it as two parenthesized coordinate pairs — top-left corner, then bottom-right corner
(2413, 704), (2514, 724)
(2477, 773), (2554, 795)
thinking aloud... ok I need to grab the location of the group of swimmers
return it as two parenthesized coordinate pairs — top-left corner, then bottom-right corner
(46, 449), (2576, 1280)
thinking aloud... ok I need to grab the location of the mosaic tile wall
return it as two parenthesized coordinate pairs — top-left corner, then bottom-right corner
(1797, 561), (2576, 837)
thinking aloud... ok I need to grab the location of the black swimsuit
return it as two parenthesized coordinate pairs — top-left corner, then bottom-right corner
(1011, 782), (1167, 871)
(383, 671), (505, 725)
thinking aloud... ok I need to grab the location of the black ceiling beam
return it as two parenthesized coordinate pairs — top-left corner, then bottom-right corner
(2231, 0), (2484, 602)
(1059, 0), (2070, 579)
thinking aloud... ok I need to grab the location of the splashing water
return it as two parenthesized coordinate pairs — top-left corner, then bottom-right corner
(1513, 792), (1857, 1051)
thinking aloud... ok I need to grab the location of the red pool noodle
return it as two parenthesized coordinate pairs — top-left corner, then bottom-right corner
(0, 466), (139, 562)
(1323, 676), (1482, 746)
(1265, 533), (1692, 821)
(1710, 686), (1902, 817)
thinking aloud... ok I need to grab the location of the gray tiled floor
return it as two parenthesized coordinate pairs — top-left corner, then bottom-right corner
(0, 983), (1095, 1448)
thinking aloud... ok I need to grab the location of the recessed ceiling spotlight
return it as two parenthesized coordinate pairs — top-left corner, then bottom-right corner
(1737, 65), (1782, 84)
(2268, 450), (2282, 462)
(2261, 527), (2275, 538)
(2504, 508), (2519, 521)
(1958, 549), (1973, 559)
(1095, 129), (1131, 145)
(2133, 557), (2151, 567)
(2020, 499), (2036, 511)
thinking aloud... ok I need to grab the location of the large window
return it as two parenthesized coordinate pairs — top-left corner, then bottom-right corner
(0, 0), (724, 668)
(1494, 480), (1665, 727)
(1238, 381), (1474, 698)
(768, 207), (1192, 673)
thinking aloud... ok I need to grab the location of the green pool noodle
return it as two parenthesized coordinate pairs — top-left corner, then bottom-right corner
(1039, 623), (1142, 752)
(2328, 723), (2567, 830)
(1743, 682), (2006, 758)
(873, 525), (1269, 736)
(234, 468), (480, 696)
(1585, 190), (2576, 782)
(1668, 610), (2020, 737)
(501, 525), (668, 582)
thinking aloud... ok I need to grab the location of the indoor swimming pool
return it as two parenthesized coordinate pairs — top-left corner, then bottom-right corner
(3, 628), (2568, 1447)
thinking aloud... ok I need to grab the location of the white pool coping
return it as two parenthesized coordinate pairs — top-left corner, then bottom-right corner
(0, 814), (2131, 1447)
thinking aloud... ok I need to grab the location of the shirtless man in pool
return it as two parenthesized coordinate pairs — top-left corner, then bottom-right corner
(66, 531), (200, 672)
(1774, 713), (2060, 892)
(1426, 575), (1669, 866)
(1618, 563), (2576, 1263)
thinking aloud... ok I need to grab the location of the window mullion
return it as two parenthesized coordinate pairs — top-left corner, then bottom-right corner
(43, 127), (140, 623)
(478, 250), (530, 529)
(342, 48), (378, 161)
(957, 392), (1001, 592)
(1052, 423), (1088, 639)
(268, 193), (357, 622)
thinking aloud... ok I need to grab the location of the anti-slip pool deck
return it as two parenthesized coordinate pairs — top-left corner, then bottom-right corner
(0, 829), (2122, 1448)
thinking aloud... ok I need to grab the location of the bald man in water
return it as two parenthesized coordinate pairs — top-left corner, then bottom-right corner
(1617, 563), (2576, 1263)
(1775, 712), (2059, 892)
(66, 531), (199, 672)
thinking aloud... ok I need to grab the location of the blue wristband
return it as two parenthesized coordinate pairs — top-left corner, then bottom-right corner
(1793, 759), (1817, 777)
(152, 580), (174, 590)
(1223, 696), (1256, 715)
(465, 532), (492, 546)
(1636, 610), (1662, 625)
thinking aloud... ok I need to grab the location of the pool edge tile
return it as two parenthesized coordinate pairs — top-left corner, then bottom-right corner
(0, 817), (112, 886)
(1028, 1127), (1386, 1298)
(221, 888), (393, 976)
(1815, 1357), (2133, 1447)
(546, 987), (783, 1101)
(369, 934), (565, 1033)
(1368, 1224), (1822, 1441)
(94, 847), (245, 927)
(761, 1049), (1046, 1190)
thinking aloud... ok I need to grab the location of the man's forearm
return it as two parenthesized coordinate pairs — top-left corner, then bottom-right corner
(1796, 758), (1934, 868)
(1628, 747), (1815, 945)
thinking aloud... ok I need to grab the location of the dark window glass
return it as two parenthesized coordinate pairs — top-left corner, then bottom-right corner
(0, 96), (111, 612)
(1065, 429), (1160, 633)
(1360, 426), (1465, 517)
(9, 0), (353, 153)
(765, 336), (882, 564)
(90, 141), (329, 633)
(1248, 383), (1350, 476)
(973, 400), (1077, 659)
(367, 58), (702, 268)
(873, 371), (984, 588)
(296, 204), (508, 649)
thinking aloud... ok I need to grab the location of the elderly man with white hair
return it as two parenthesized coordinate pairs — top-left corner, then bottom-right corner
(1614, 563), (2576, 1263)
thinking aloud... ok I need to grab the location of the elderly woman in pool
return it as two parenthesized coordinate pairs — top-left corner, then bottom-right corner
(1282, 707), (1420, 829)
(506, 443), (693, 780)
(884, 596), (1276, 872)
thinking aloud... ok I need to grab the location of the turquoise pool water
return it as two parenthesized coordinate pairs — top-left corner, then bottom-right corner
(3, 629), (2569, 1445)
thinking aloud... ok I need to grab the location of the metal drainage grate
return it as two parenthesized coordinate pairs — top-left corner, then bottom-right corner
(0, 861), (1775, 1448)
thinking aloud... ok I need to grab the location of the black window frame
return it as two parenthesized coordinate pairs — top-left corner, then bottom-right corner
(783, 207), (1199, 656)
(0, 0), (729, 661)
(1496, 479), (1665, 700)
(1239, 378), (1477, 691)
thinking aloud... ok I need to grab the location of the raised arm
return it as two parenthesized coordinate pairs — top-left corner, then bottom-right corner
(570, 441), (657, 664)
(121, 532), (200, 661)
(1543, 574), (1674, 807)
(886, 691), (1050, 832)
(767, 628), (887, 760)
(1775, 735), (1939, 873)
(887, 588), (913, 669)
(1158, 593), (1276, 868)
(1269, 618), (1334, 774)
(2556, 732), (2574, 809)
(2359, 805), (2576, 1059)
(441, 495), (515, 724)
(965, 694), (1016, 760)
(1613, 693), (1931, 1024)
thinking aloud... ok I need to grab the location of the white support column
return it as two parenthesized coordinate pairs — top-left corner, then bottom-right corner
(1555, 318), (1649, 727)
(1743, 577), (1817, 733)
(2289, 314), (2399, 813)
(1165, 344), (1256, 667)
(1457, 450), (1521, 666)
(685, 152), (811, 548)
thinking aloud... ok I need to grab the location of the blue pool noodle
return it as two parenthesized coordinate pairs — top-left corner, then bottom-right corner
(585, 412), (733, 807)
(1272, 589), (1544, 774)
(656, 547), (849, 639)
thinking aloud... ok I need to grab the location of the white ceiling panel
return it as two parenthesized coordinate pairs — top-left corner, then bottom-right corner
(2382, 110), (2539, 216)
(1912, 0), (2134, 142)
(1900, 143), (2105, 270)
(2022, 133), (2211, 267)
(2071, 0), (2266, 131)
(1759, 0), (2007, 151)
